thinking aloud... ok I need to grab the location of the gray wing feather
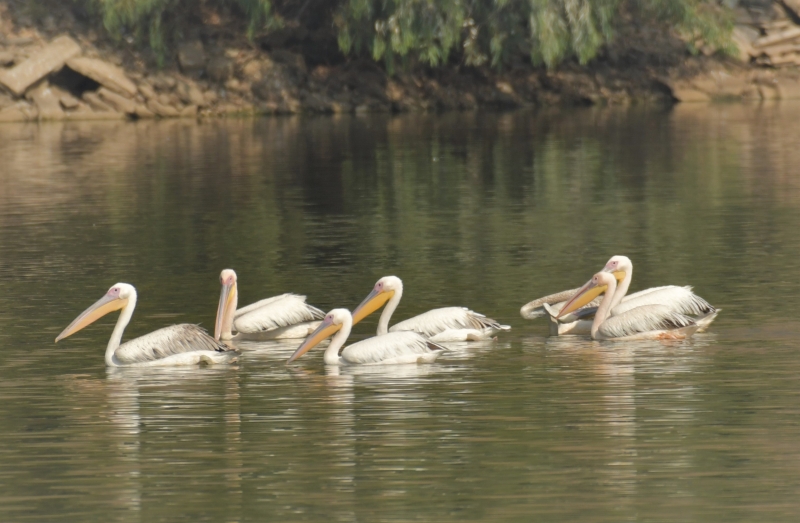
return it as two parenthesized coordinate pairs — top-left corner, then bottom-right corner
(521, 289), (601, 319)
(341, 331), (443, 364)
(115, 324), (231, 364)
(599, 305), (696, 339)
(389, 307), (506, 338)
(615, 286), (714, 316)
(233, 294), (325, 334)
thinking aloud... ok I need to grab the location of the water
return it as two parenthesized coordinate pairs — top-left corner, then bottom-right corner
(1, 104), (800, 521)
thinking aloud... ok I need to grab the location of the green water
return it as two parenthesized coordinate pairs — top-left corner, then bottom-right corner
(1, 104), (800, 521)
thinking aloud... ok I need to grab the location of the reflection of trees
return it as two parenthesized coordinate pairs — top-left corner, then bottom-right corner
(2, 107), (799, 339)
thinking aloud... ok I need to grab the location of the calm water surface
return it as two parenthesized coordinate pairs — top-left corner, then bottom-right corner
(1, 105), (800, 521)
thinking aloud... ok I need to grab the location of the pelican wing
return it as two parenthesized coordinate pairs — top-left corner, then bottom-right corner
(114, 324), (230, 364)
(615, 286), (714, 316)
(341, 331), (445, 365)
(521, 289), (602, 319)
(233, 293), (325, 334)
(598, 305), (695, 339)
(389, 307), (508, 338)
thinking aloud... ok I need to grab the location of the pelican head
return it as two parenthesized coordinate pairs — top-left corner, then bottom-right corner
(557, 272), (614, 319)
(602, 255), (632, 282)
(287, 308), (348, 363)
(351, 276), (402, 325)
(215, 269), (238, 340)
(56, 283), (134, 342)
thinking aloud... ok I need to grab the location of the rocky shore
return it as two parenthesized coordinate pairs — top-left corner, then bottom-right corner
(3, 0), (800, 122)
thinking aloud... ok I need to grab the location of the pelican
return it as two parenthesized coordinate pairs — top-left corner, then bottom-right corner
(287, 309), (447, 365)
(599, 255), (718, 329)
(522, 255), (718, 335)
(350, 276), (509, 342)
(557, 272), (699, 340)
(214, 269), (325, 341)
(56, 283), (237, 367)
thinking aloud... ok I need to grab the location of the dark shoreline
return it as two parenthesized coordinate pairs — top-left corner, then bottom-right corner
(2, 1), (800, 122)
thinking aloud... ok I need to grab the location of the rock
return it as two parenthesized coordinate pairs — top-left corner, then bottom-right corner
(138, 82), (157, 100)
(242, 60), (264, 82)
(206, 56), (233, 82)
(671, 87), (711, 103)
(0, 102), (37, 122)
(176, 80), (205, 106)
(203, 89), (218, 105)
(65, 56), (138, 97)
(709, 71), (750, 98)
(151, 74), (177, 91)
(0, 51), (15, 67)
(26, 82), (65, 120)
(82, 91), (114, 112)
(177, 40), (206, 74)
(97, 87), (137, 114)
(134, 105), (155, 119)
(59, 93), (80, 110)
(65, 107), (125, 120)
(146, 99), (180, 117)
(180, 104), (198, 117)
(0, 35), (81, 96)
(732, 26), (759, 63)
(753, 27), (800, 49)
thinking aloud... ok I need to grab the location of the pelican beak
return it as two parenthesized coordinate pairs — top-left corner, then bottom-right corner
(215, 281), (236, 340)
(56, 294), (127, 342)
(287, 317), (342, 363)
(557, 279), (608, 319)
(611, 270), (626, 282)
(351, 288), (395, 325)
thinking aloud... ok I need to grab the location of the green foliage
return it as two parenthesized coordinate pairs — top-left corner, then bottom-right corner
(335, 0), (733, 70)
(81, 0), (732, 69)
(643, 0), (735, 55)
(91, 0), (279, 64)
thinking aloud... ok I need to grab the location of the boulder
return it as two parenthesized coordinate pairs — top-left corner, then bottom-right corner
(97, 87), (137, 114)
(180, 104), (198, 117)
(146, 99), (180, 117)
(176, 80), (205, 106)
(0, 35), (81, 96)
(206, 56), (233, 82)
(0, 103), (36, 122)
(0, 51), (14, 67)
(138, 82), (157, 100)
(82, 91), (114, 112)
(177, 40), (206, 73)
(65, 56), (138, 97)
(26, 82), (65, 120)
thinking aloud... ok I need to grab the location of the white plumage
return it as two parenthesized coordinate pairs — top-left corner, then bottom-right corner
(215, 269), (324, 340)
(523, 255), (718, 335)
(56, 283), (236, 367)
(233, 293), (324, 336)
(558, 272), (699, 340)
(287, 309), (446, 366)
(352, 276), (510, 341)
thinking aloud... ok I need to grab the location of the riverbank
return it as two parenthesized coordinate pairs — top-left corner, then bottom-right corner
(2, 0), (800, 122)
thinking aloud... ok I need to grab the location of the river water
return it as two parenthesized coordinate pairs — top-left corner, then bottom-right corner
(1, 104), (800, 521)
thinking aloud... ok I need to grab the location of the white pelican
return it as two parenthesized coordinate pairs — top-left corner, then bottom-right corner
(56, 283), (237, 367)
(600, 255), (718, 330)
(350, 276), (509, 342)
(522, 255), (718, 335)
(214, 269), (324, 341)
(287, 308), (446, 365)
(557, 272), (699, 340)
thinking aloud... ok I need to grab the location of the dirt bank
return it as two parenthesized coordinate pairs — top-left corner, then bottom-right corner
(2, 0), (800, 122)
